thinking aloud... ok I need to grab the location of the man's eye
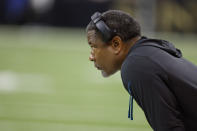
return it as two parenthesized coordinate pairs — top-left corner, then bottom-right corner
(91, 46), (97, 49)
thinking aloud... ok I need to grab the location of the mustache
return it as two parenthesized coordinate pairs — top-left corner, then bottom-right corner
(94, 64), (102, 70)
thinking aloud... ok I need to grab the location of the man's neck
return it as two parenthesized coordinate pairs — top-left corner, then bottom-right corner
(118, 36), (141, 70)
(124, 36), (141, 56)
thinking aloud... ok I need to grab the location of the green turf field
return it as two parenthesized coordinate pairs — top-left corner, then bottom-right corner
(0, 26), (196, 131)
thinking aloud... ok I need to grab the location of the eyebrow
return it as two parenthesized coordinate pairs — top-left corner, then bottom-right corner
(88, 40), (94, 46)
(88, 41), (91, 45)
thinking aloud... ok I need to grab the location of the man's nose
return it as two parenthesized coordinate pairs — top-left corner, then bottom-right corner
(89, 53), (95, 61)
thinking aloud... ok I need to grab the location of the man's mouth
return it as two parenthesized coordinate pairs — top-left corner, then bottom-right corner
(94, 64), (102, 70)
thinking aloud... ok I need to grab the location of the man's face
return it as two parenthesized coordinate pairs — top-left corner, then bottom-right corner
(87, 30), (118, 77)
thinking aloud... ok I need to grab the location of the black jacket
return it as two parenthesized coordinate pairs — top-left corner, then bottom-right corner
(121, 37), (197, 131)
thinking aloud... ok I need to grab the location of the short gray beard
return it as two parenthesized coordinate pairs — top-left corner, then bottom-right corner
(101, 70), (110, 78)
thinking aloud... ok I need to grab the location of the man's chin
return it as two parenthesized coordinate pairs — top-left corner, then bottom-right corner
(101, 70), (113, 78)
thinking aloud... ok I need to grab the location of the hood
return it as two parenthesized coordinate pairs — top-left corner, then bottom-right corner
(131, 36), (182, 58)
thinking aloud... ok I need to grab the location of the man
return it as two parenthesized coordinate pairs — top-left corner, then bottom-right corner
(86, 10), (197, 131)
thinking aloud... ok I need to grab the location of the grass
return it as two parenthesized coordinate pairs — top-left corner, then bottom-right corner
(0, 26), (196, 131)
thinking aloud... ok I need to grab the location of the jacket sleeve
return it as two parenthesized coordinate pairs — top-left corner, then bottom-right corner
(121, 56), (185, 131)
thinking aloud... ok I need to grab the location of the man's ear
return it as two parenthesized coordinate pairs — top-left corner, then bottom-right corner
(111, 36), (123, 55)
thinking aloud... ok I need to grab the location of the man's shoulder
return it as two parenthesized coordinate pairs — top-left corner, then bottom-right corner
(121, 52), (158, 73)
(121, 54), (159, 83)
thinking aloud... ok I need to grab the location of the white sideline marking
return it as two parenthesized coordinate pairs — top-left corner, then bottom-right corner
(0, 71), (54, 93)
(0, 71), (18, 91)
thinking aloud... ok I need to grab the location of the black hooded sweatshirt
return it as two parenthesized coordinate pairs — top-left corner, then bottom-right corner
(121, 36), (197, 131)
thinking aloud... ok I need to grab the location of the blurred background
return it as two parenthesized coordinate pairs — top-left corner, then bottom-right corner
(0, 0), (196, 131)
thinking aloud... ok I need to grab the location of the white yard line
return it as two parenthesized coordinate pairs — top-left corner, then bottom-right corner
(0, 71), (54, 94)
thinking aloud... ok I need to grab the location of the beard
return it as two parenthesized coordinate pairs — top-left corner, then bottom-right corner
(101, 70), (110, 77)
(100, 64), (118, 78)
(101, 70), (117, 78)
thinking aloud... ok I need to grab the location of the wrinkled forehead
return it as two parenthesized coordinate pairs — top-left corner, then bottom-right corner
(87, 30), (103, 45)
(87, 30), (97, 44)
